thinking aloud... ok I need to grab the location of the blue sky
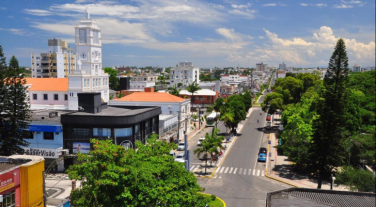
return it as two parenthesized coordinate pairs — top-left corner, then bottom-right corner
(0, 0), (374, 68)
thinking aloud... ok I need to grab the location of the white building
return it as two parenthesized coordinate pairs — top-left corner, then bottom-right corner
(170, 62), (199, 87)
(256, 62), (268, 72)
(109, 92), (191, 140)
(68, 9), (109, 110)
(220, 74), (250, 83)
(130, 81), (155, 90)
(279, 62), (286, 71)
(31, 38), (76, 78)
(352, 64), (361, 72)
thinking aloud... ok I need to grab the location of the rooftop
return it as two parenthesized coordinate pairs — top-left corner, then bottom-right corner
(159, 114), (178, 121)
(114, 92), (186, 103)
(29, 109), (69, 124)
(24, 78), (68, 92)
(63, 106), (158, 117)
(0, 155), (44, 173)
(179, 89), (216, 96)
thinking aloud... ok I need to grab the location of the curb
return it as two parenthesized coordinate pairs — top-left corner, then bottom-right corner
(195, 166), (218, 179)
(264, 132), (301, 188)
(199, 192), (226, 207)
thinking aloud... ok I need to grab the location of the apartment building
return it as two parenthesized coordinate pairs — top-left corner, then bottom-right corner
(220, 74), (250, 83)
(31, 38), (76, 78)
(256, 62), (268, 72)
(170, 62), (199, 87)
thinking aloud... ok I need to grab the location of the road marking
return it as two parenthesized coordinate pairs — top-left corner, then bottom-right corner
(224, 167), (229, 173)
(213, 175), (217, 179)
(192, 166), (199, 172)
(220, 167), (225, 173)
(257, 170), (260, 176)
(244, 169), (247, 175)
(215, 167), (221, 173)
(253, 169), (256, 176)
(248, 169), (252, 175)
(229, 167), (233, 173)
(261, 171), (265, 176)
(219, 176), (221, 179)
(190, 165), (196, 171)
(233, 168), (237, 174)
(239, 168), (243, 174)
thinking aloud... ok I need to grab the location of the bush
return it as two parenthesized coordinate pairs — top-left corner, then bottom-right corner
(210, 194), (216, 201)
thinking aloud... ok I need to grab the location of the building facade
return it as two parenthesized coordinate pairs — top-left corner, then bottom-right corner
(352, 64), (361, 72)
(68, 10), (109, 110)
(256, 62), (268, 72)
(169, 62), (199, 87)
(31, 39), (76, 78)
(179, 89), (218, 107)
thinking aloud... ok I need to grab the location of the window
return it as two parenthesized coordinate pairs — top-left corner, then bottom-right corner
(43, 132), (54, 140)
(32, 94), (37, 100)
(54, 94), (58, 100)
(79, 29), (87, 43)
(1, 190), (16, 207)
(207, 96), (211, 100)
(23, 131), (33, 139)
(93, 128), (111, 137)
(43, 94), (48, 100)
(64, 94), (68, 100)
(115, 128), (132, 137)
(93, 30), (99, 44)
(135, 124), (140, 134)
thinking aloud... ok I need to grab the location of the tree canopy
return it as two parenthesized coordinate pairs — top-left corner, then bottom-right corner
(103, 67), (119, 90)
(68, 138), (209, 206)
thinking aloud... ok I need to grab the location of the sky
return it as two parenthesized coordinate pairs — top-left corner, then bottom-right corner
(0, 0), (374, 68)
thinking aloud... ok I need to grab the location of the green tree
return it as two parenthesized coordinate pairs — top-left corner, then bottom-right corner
(185, 82), (201, 109)
(157, 75), (166, 85)
(335, 166), (375, 192)
(310, 38), (350, 189)
(177, 82), (183, 88)
(68, 139), (209, 206)
(0, 53), (30, 156)
(242, 90), (253, 110)
(225, 95), (246, 131)
(103, 67), (119, 90)
(165, 67), (171, 74)
(213, 97), (224, 112)
(219, 110), (234, 135)
(168, 84), (181, 97)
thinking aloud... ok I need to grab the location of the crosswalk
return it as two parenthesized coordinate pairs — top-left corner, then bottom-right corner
(189, 165), (265, 177)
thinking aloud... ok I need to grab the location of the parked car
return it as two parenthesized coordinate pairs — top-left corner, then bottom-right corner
(258, 153), (266, 162)
(197, 137), (205, 146)
(174, 153), (185, 163)
(259, 147), (267, 154)
(266, 115), (271, 121)
(169, 151), (176, 158)
(177, 142), (186, 151)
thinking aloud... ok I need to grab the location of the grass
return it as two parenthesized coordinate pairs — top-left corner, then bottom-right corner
(201, 194), (225, 207)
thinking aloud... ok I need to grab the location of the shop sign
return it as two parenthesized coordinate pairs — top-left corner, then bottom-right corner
(24, 148), (59, 158)
(0, 172), (14, 193)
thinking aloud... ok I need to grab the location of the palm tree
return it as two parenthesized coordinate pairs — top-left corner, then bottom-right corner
(168, 84), (181, 97)
(186, 82), (201, 110)
(157, 75), (166, 85)
(194, 135), (212, 174)
(220, 111), (234, 136)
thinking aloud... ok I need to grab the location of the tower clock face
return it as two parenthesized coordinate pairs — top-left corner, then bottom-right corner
(92, 51), (100, 60)
(80, 52), (87, 59)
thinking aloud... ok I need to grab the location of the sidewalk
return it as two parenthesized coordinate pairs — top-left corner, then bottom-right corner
(194, 107), (255, 178)
(265, 114), (348, 190)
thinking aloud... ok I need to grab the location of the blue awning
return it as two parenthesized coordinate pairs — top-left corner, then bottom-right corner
(29, 125), (62, 133)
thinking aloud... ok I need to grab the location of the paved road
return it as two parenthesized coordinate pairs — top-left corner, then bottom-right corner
(199, 106), (290, 207)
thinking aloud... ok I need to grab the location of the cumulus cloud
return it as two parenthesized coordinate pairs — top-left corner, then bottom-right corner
(263, 3), (276, 7)
(216, 28), (252, 42)
(333, 4), (354, 8)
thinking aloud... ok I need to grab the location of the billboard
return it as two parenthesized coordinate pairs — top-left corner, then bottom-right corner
(23, 148), (59, 159)
(73, 142), (90, 154)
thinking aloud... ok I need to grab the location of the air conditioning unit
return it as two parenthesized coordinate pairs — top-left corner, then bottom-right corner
(59, 149), (69, 156)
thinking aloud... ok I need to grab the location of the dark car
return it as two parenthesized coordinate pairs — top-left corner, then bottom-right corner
(259, 147), (267, 154)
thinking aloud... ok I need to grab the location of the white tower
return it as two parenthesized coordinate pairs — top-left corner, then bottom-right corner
(68, 9), (109, 110)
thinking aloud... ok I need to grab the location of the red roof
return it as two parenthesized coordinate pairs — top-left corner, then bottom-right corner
(115, 92), (186, 103)
(24, 78), (68, 92)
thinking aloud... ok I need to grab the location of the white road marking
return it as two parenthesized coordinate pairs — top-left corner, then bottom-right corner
(215, 167), (221, 173)
(233, 168), (237, 174)
(239, 168), (243, 174)
(220, 167), (225, 173)
(229, 167), (233, 173)
(262, 171), (265, 176)
(213, 175), (217, 179)
(257, 170), (260, 176)
(253, 169), (256, 176)
(219, 176), (221, 178)
(248, 169), (252, 175)
(190, 165), (195, 171)
(224, 167), (229, 173)
(244, 169), (247, 175)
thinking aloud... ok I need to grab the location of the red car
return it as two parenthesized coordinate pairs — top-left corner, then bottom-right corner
(266, 115), (271, 121)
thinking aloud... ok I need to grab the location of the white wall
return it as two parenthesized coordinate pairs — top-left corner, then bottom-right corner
(29, 91), (68, 108)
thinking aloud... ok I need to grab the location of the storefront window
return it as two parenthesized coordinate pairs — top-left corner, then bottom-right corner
(93, 128), (111, 137)
(135, 124), (140, 134)
(0, 191), (16, 207)
(115, 128), (132, 137)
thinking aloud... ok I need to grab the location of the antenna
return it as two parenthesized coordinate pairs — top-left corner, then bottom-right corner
(86, 8), (90, 19)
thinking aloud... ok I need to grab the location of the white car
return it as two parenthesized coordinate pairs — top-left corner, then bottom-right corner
(169, 151), (176, 158)
(174, 153), (185, 163)
(197, 137), (205, 146)
(177, 142), (186, 151)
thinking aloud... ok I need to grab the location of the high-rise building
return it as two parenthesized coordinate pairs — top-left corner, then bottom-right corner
(169, 62), (199, 87)
(279, 62), (286, 70)
(256, 62), (268, 72)
(31, 39), (76, 78)
(352, 64), (361, 72)
(68, 9), (109, 110)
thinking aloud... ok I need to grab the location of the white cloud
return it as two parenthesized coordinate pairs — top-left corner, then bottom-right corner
(299, 3), (327, 7)
(75, 0), (95, 3)
(24, 9), (53, 16)
(300, 3), (308, 6)
(341, 0), (363, 4)
(333, 4), (354, 8)
(259, 36), (265, 39)
(263, 3), (276, 7)
(0, 28), (29, 35)
(231, 3), (252, 9)
(216, 28), (253, 42)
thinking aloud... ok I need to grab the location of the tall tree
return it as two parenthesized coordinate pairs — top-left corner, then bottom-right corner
(242, 90), (253, 110)
(68, 139), (209, 206)
(103, 67), (119, 90)
(310, 38), (350, 189)
(226, 95), (246, 131)
(168, 84), (181, 97)
(185, 82), (201, 109)
(0, 53), (30, 155)
(220, 110), (234, 135)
